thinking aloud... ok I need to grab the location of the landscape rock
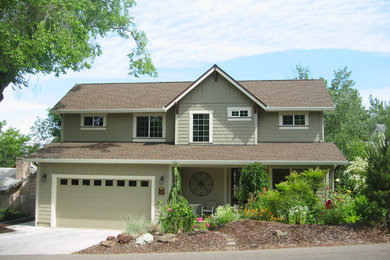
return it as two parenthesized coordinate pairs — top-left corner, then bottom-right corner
(157, 234), (177, 243)
(118, 235), (134, 244)
(106, 236), (116, 241)
(100, 240), (117, 247)
(273, 229), (287, 238)
(135, 233), (154, 245)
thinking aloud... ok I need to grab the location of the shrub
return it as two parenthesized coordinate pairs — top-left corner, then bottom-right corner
(0, 208), (27, 221)
(158, 195), (196, 233)
(320, 191), (361, 225)
(235, 163), (270, 205)
(207, 204), (240, 229)
(242, 168), (327, 224)
(125, 215), (151, 236)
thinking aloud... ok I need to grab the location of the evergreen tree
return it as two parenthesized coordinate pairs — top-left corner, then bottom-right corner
(365, 113), (390, 226)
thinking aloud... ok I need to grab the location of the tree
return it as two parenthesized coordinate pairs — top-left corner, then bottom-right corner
(294, 65), (311, 79)
(235, 163), (270, 205)
(368, 96), (389, 125)
(30, 109), (62, 145)
(364, 113), (390, 226)
(0, 0), (157, 102)
(324, 67), (370, 160)
(0, 121), (39, 167)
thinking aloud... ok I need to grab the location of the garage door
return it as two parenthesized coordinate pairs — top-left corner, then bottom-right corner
(55, 177), (152, 229)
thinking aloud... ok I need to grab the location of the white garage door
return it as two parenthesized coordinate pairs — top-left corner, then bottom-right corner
(55, 177), (152, 229)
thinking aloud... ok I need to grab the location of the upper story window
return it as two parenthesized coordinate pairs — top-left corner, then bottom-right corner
(190, 111), (213, 143)
(133, 115), (165, 141)
(227, 107), (252, 121)
(279, 112), (309, 129)
(81, 114), (106, 130)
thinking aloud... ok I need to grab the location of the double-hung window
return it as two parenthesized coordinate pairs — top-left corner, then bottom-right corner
(81, 115), (106, 129)
(134, 115), (164, 140)
(190, 111), (213, 143)
(279, 112), (308, 129)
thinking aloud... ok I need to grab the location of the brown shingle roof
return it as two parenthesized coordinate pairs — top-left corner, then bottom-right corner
(51, 80), (333, 111)
(52, 82), (191, 111)
(28, 142), (347, 165)
(240, 80), (333, 108)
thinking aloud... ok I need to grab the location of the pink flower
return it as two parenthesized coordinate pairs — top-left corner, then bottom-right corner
(206, 223), (210, 228)
(326, 187), (331, 190)
(197, 218), (203, 222)
(168, 208), (172, 212)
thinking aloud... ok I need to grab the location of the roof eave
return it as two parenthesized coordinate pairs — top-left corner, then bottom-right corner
(26, 158), (348, 166)
(266, 107), (335, 112)
(51, 108), (165, 114)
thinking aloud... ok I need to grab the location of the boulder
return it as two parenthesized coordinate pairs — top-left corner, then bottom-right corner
(118, 235), (134, 244)
(135, 233), (154, 245)
(273, 229), (287, 238)
(106, 236), (116, 241)
(157, 234), (177, 243)
(100, 240), (117, 247)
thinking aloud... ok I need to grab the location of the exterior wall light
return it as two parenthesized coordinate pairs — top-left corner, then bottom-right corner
(42, 173), (47, 182)
(159, 176), (164, 185)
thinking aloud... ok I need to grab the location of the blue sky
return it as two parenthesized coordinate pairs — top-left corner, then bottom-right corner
(1, 0), (389, 134)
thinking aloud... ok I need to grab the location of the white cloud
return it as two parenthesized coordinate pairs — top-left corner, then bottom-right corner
(130, 0), (390, 68)
(0, 88), (49, 134)
(29, 0), (390, 80)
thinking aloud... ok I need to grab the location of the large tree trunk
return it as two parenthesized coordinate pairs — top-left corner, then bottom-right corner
(0, 71), (13, 102)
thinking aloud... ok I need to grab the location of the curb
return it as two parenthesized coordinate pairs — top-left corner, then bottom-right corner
(0, 216), (35, 226)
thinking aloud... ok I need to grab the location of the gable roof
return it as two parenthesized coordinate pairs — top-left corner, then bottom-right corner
(27, 142), (347, 166)
(51, 65), (334, 113)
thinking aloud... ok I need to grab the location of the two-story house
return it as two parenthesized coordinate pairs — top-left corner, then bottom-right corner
(27, 65), (347, 229)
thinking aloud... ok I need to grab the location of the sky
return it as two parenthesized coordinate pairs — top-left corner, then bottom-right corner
(1, 0), (390, 134)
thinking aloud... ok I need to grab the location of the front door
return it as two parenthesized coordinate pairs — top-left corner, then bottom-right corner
(231, 168), (241, 205)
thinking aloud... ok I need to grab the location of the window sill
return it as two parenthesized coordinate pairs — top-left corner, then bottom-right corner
(189, 142), (213, 145)
(279, 126), (309, 130)
(133, 138), (166, 142)
(80, 127), (106, 130)
(227, 117), (252, 121)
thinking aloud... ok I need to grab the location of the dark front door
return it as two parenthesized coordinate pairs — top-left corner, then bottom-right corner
(231, 168), (241, 205)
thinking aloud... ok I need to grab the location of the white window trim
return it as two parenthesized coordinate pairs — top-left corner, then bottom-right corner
(227, 107), (252, 121)
(51, 174), (155, 227)
(189, 110), (213, 144)
(133, 114), (166, 142)
(80, 114), (107, 130)
(278, 112), (309, 130)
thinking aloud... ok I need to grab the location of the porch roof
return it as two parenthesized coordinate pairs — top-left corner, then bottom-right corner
(27, 142), (347, 166)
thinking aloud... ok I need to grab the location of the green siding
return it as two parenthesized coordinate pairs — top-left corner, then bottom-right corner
(63, 113), (133, 142)
(176, 74), (256, 145)
(166, 109), (175, 143)
(258, 110), (323, 142)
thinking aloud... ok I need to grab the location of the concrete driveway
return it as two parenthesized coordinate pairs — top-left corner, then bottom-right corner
(0, 221), (119, 255)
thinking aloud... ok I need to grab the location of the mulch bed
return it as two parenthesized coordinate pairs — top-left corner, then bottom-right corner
(77, 230), (227, 254)
(218, 220), (390, 250)
(76, 220), (390, 254)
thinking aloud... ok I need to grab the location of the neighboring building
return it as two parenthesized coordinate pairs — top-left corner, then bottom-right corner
(373, 124), (385, 135)
(27, 65), (347, 229)
(0, 158), (37, 215)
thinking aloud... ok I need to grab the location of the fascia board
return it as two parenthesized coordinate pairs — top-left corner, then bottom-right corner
(26, 158), (348, 166)
(266, 107), (335, 111)
(50, 108), (165, 114)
